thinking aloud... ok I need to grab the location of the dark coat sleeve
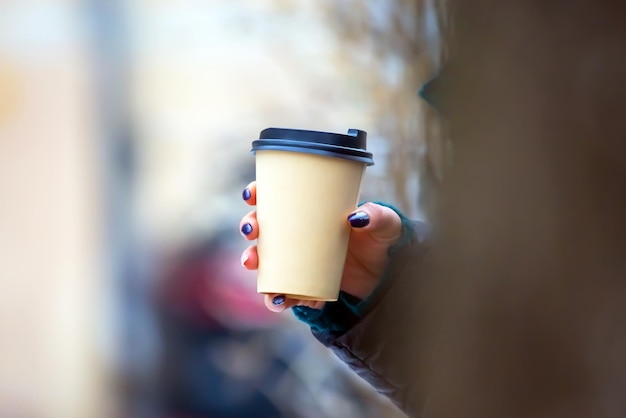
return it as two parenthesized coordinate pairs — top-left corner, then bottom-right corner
(294, 220), (432, 417)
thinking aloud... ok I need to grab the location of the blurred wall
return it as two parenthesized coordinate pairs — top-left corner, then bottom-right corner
(0, 1), (109, 417)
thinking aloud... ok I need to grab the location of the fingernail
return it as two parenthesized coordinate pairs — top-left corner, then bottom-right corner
(272, 295), (286, 306)
(241, 223), (253, 235)
(348, 211), (370, 228)
(241, 252), (249, 267)
(242, 188), (251, 201)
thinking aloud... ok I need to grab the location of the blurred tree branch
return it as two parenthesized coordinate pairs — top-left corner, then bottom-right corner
(321, 0), (449, 219)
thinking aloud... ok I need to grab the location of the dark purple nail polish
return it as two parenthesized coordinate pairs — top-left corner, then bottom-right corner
(241, 223), (253, 235)
(242, 188), (251, 201)
(348, 211), (370, 228)
(272, 295), (286, 306)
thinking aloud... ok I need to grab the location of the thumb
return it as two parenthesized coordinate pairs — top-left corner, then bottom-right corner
(348, 202), (402, 243)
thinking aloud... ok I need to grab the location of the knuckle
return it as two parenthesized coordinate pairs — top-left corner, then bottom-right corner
(362, 202), (384, 220)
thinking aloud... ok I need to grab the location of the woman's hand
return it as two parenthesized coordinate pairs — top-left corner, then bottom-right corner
(240, 181), (403, 312)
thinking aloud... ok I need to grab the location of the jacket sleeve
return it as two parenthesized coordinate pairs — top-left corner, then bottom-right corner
(292, 208), (431, 417)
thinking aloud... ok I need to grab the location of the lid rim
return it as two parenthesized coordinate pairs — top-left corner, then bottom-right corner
(253, 138), (371, 154)
(251, 144), (374, 166)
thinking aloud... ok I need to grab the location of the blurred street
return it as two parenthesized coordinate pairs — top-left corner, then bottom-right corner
(0, 1), (437, 417)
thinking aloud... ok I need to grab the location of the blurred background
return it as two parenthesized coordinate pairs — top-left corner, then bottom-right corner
(0, 0), (444, 417)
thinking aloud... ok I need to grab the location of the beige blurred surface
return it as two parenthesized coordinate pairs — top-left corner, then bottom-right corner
(0, 2), (109, 417)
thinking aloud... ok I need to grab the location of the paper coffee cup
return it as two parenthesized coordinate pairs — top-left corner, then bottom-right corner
(251, 128), (374, 301)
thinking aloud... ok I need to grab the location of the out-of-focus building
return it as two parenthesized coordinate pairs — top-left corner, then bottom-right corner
(0, 1), (108, 417)
(127, 0), (395, 245)
(0, 0), (430, 417)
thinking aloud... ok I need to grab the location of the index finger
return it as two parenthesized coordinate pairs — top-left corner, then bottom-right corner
(242, 181), (257, 206)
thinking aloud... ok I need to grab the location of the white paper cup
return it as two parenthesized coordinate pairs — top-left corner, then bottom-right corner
(251, 128), (374, 301)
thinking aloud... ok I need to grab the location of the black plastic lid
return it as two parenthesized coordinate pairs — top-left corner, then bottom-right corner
(251, 128), (374, 166)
